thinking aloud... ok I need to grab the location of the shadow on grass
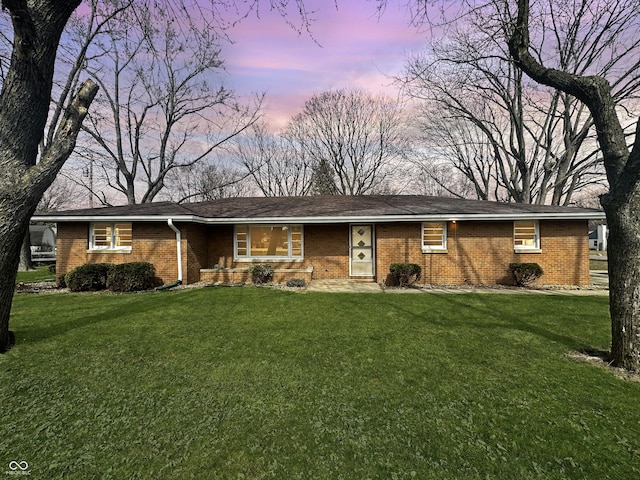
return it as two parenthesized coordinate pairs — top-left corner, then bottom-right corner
(12, 293), (162, 347)
(378, 292), (603, 352)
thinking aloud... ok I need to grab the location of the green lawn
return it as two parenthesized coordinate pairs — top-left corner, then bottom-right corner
(15, 265), (56, 283)
(590, 259), (608, 270)
(2, 288), (639, 479)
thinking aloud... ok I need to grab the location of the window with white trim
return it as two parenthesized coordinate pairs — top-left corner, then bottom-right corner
(514, 221), (540, 250)
(90, 223), (132, 250)
(422, 222), (447, 252)
(235, 225), (303, 259)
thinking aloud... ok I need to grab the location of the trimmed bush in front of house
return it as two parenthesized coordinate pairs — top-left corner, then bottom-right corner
(250, 264), (274, 284)
(509, 262), (544, 286)
(106, 262), (157, 292)
(65, 263), (113, 292)
(389, 263), (422, 287)
(286, 278), (306, 288)
(65, 262), (157, 292)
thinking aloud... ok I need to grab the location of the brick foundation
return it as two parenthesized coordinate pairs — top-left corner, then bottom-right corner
(200, 266), (314, 285)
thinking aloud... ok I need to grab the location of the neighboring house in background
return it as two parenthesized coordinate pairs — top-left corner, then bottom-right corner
(589, 225), (608, 251)
(32, 195), (605, 287)
(29, 225), (57, 262)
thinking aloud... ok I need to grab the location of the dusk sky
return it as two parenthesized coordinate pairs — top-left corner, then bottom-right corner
(220, 1), (428, 129)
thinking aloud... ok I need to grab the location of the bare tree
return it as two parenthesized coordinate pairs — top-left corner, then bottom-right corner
(285, 88), (408, 195)
(507, 0), (640, 371)
(403, 0), (617, 205)
(37, 175), (83, 212)
(413, 115), (499, 200)
(166, 161), (253, 203)
(234, 123), (314, 197)
(8, 1), (129, 270)
(0, 0), (98, 351)
(75, 1), (262, 205)
(411, 156), (477, 199)
(0, 8), (13, 83)
(0, 0), (325, 352)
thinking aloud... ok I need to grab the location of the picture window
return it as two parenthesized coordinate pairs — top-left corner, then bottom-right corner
(235, 225), (303, 259)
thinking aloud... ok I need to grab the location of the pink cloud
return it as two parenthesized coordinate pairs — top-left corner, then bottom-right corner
(220, 0), (426, 129)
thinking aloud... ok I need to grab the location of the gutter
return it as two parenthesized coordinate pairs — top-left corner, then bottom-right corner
(164, 218), (183, 287)
(31, 211), (607, 224)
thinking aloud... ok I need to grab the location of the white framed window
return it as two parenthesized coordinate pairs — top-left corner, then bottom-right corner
(422, 222), (447, 252)
(90, 223), (132, 250)
(235, 225), (303, 259)
(514, 221), (540, 250)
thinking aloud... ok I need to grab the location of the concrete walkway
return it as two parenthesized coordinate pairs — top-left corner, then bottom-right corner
(590, 270), (609, 288)
(306, 279), (384, 293)
(305, 275), (609, 296)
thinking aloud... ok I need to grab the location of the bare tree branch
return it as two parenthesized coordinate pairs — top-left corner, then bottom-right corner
(284, 88), (408, 196)
(75, 1), (263, 204)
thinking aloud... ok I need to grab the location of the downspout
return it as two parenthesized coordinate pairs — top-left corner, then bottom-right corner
(157, 218), (183, 290)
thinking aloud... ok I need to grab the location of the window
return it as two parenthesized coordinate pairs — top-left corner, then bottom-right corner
(90, 223), (132, 250)
(422, 222), (447, 252)
(235, 225), (303, 259)
(514, 221), (540, 250)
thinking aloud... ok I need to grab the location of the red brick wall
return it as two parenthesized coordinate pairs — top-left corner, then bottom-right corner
(57, 219), (590, 286)
(207, 225), (234, 269)
(56, 222), (180, 284)
(181, 223), (209, 285)
(304, 224), (350, 279)
(56, 223), (90, 278)
(375, 220), (590, 286)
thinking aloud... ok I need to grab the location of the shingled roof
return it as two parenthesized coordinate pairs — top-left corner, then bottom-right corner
(33, 195), (605, 223)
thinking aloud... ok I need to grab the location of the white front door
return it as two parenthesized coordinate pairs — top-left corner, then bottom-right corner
(350, 224), (374, 276)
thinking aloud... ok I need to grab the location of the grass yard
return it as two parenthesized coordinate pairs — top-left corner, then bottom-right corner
(2, 287), (639, 479)
(590, 258), (608, 271)
(15, 265), (56, 283)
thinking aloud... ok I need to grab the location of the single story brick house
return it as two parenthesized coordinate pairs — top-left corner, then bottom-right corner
(32, 195), (605, 287)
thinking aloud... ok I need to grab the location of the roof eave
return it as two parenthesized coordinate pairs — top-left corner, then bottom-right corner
(217, 213), (606, 223)
(31, 214), (198, 223)
(32, 212), (606, 224)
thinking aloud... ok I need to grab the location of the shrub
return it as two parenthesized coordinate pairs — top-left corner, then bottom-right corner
(286, 278), (306, 288)
(65, 263), (112, 292)
(107, 262), (156, 292)
(509, 262), (544, 286)
(389, 263), (422, 287)
(250, 264), (273, 284)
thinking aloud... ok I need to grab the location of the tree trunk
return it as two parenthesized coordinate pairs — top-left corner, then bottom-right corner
(509, 0), (640, 371)
(18, 230), (34, 272)
(0, 215), (26, 352)
(0, 0), (99, 353)
(603, 191), (640, 370)
(0, 77), (98, 352)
